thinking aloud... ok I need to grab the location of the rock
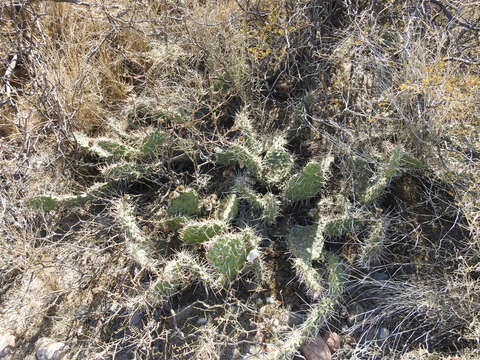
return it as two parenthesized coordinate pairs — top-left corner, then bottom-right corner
(0, 333), (15, 358)
(371, 272), (389, 281)
(196, 317), (207, 326)
(378, 327), (390, 340)
(323, 332), (341, 353)
(300, 336), (331, 360)
(35, 338), (67, 360)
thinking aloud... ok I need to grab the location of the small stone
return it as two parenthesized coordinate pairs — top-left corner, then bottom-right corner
(378, 327), (390, 340)
(255, 297), (264, 306)
(300, 336), (331, 360)
(35, 338), (67, 360)
(323, 332), (341, 353)
(196, 317), (207, 326)
(371, 272), (389, 281)
(247, 249), (260, 263)
(265, 297), (275, 304)
(272, 319), (279, 327)
(0, 333), (15, 358)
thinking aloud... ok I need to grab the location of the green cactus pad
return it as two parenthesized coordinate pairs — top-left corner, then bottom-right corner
(181, 220), (226, 244)
(215, 194), (239, 223)
(28, 194), (89, 211)
(234, 109), (260, 153)
(287, 224), (324, 262)
(261, 193), (280, 224)
(359, 217), (387, 267)
(75, 132), (135, 161)
(28, 195), (59, 211)
(141, 131), (170, 157)
(216, 144), (262, 176)
(207, 232), (249, 282)
(102, 162), (141, 181)
(262, 147), (294, 187)
(285, 160), (328, 202)
(114, 199), (158, 271)
(161, 216), (188, 233)
(323, 216), (362, 238)
(167, 188), (200, 216)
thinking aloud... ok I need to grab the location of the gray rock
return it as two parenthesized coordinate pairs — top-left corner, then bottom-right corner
(35, 338), (67, 360)
(371, 272), (389, 281)
(0, 333), (15, 358)
(196, 317), (207, 326)
(300, 335), (331, 360)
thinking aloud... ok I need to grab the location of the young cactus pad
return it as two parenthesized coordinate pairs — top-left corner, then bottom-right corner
(102, 162), (141, 182)
(215, 194), (239, 223)
(28, 194), (89, 211)
(285, 157), (333, 202)
(141, 131), (170, 158)
(207, 232), (250, 282)
(114, 199), (158, 271)
(75, 132), (135, 161)
(216, 144), (262, 176)
(262, 147), (294, 187)
(167, 188), (200, 216)
(181, 220), (227, 245)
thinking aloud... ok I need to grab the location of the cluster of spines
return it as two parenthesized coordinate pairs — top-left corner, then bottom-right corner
(285, 156), (334, 202)
(351, 149), (423, 205)
(265, 255), (344, 360)
(206, 227), (258, 285)
(145, 251), (215, 306)
(234, 178), (280, 224)
(113, 198), (159, 272)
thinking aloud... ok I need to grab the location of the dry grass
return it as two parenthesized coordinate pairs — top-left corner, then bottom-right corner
(1, 0), (480, 359)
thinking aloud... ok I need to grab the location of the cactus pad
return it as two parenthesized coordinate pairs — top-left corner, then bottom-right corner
(181, 220), (226, 244)
(167, 188), (200, 216)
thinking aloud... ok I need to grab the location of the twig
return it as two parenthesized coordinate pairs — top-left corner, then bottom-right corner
(443, 56), (480, 65)
(43, 0), (91, 6)
(0, 54), (18, 111)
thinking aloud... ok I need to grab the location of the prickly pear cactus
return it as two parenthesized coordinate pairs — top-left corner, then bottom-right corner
(351, 149), (423, 205)
(181, 220), (227, 244)
(28, 194), (89, 211)
(215, 194), (239, 223)
(287, 224), (325, 298)
(358, 217), (388, 268)
(140, 130), (170, 158)
(146, 251), (216, 305)
(234, 109), (260, 153)
(235, 178), (280, 224)
(285, 156), (333, 202)
(216, 144), (262, 176)
(168, 188), (200, 216)
(75, 132), (136, 161)
(113, 199), (158, 271)
(264, 255), (344, 360)
(206, 229), (256, 283)
(262, 139), (294, 187)
(102, 162), (141, 182)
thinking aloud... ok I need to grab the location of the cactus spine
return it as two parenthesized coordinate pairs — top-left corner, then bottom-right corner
(181, 220), (227, 244)
(265, 255), (344, 360)
(206, 228), (257, 284)
(215, 194), (239, 223)
(113, 199), (158, 271)
(146, 251), (215, 305)
(285, 156), (334, 202)
(167, 188), (200, 216)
